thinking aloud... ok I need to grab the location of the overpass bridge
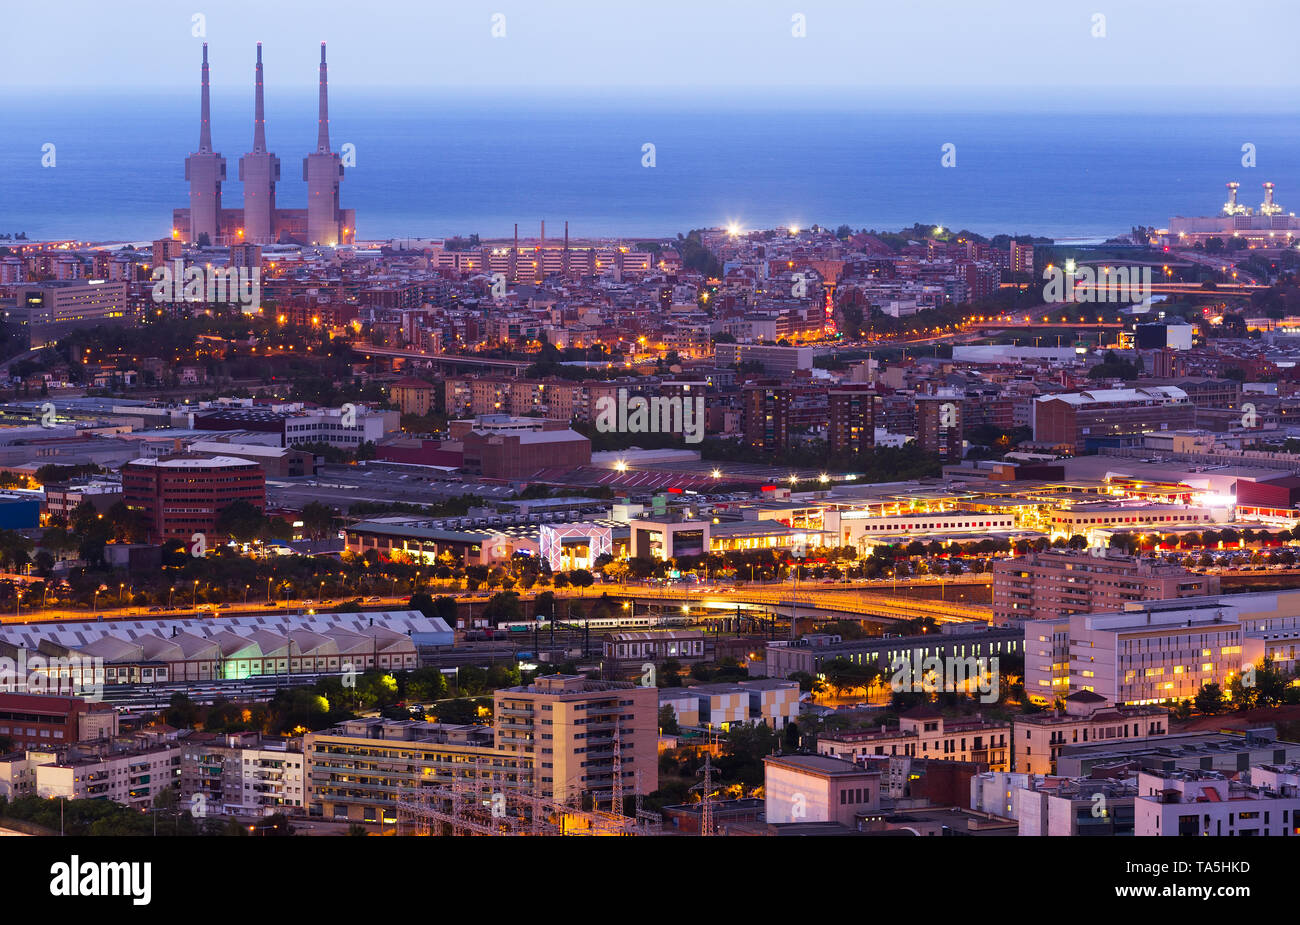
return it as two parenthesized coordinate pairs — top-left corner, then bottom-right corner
(610, 585), (990, 625)
(352, 344), (533, 376)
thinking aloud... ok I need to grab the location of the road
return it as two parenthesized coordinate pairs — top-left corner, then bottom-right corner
(0, 577), (993, 627)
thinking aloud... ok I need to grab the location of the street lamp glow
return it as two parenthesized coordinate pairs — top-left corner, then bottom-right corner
(711, 469), (722, 479)
(614, 459), (628, 473)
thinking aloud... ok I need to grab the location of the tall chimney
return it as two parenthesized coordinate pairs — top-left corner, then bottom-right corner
(199, 43), (213, 153)
(185, 43), (226, 243)
(253, 43), (266, 153)
(316, 41), (330, 153)
(240, 42), (280, 244)
(303, 42), (343, 246)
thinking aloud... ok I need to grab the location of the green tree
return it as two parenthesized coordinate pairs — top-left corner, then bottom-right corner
(1193, 682), (1227, 715)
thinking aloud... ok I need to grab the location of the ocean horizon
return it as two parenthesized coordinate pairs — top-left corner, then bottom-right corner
(2, 92), (1298, 244)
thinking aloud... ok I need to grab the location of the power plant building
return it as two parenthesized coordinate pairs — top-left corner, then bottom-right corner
(172, 43), (354, 247)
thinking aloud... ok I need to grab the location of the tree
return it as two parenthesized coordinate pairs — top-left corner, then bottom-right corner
(214, 500), (266, 544)
(1193, 682), (1227, 715)
(481, 591), (523, 624)
(658, 704), (680, 735)
(300, 501), (337, 541)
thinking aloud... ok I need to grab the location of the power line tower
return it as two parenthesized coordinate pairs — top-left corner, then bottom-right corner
(691, 752), (717, 837)
(610, 712), (624, 816)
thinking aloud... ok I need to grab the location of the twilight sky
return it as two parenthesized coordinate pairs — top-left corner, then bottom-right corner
(0, 0), (1296, 106)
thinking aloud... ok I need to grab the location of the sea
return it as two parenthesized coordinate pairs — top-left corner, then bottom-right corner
(1, 92), (1298, 244)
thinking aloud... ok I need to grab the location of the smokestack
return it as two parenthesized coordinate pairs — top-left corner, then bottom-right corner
(540, 220), (545, 248)
(1227, 182), (1239, 208)
(253, 43), (266, 153)
(564, 221), (569, 250)
(316, 42), (330, 153)
(199, 43), (213, 153)
(1258, 180), (1279, 211)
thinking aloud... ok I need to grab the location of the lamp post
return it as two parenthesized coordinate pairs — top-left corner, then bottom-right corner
(192, 580), (200, 610)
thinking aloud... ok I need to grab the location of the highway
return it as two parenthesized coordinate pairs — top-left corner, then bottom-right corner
(0, 577), (993, 627)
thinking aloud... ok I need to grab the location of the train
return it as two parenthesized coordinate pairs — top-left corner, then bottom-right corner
(493, 614), (693, 634)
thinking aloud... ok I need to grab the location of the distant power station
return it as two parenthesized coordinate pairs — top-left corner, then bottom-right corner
(172, 43), (355, 248)
(1161, 181), (1300, 246)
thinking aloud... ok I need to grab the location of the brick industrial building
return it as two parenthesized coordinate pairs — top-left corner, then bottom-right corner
(0, 692), (119, 750)
(1032, 387), (1196, 453)
(122, 454), (266, 542)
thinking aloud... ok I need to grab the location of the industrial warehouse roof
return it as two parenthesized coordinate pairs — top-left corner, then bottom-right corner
(1035, 386), (1188, 405)
(0, 611), (452, 655)
(125, 455), (261, 469)
(345, 522), (489, 543)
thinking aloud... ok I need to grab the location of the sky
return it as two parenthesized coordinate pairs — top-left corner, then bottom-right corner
(0, 0), (1297, 107)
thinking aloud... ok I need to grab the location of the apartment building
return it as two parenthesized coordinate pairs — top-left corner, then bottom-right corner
(180, 732), (305, 817)
(493, 675), (659, 804)
(304, 719), (521, 826)
(915, 393), (964, 459)
(992, 550), (1218, 624)
(1134, 769), (1300, 837)
(36, 740), (182, 810)
(816, 706), (1011, 771)
(1012, 691), (1169, 774)
(1017, 776), (1137, 836)
(827, 385), (876, 457)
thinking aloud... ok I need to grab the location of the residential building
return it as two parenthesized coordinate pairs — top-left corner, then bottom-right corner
(817, 706), (1011, 771)
(493, 675), (659, 804)
(1012, 691), (1169, 774)
(992, 550), (1218, 624)
(1134, 769), (1300, 837)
